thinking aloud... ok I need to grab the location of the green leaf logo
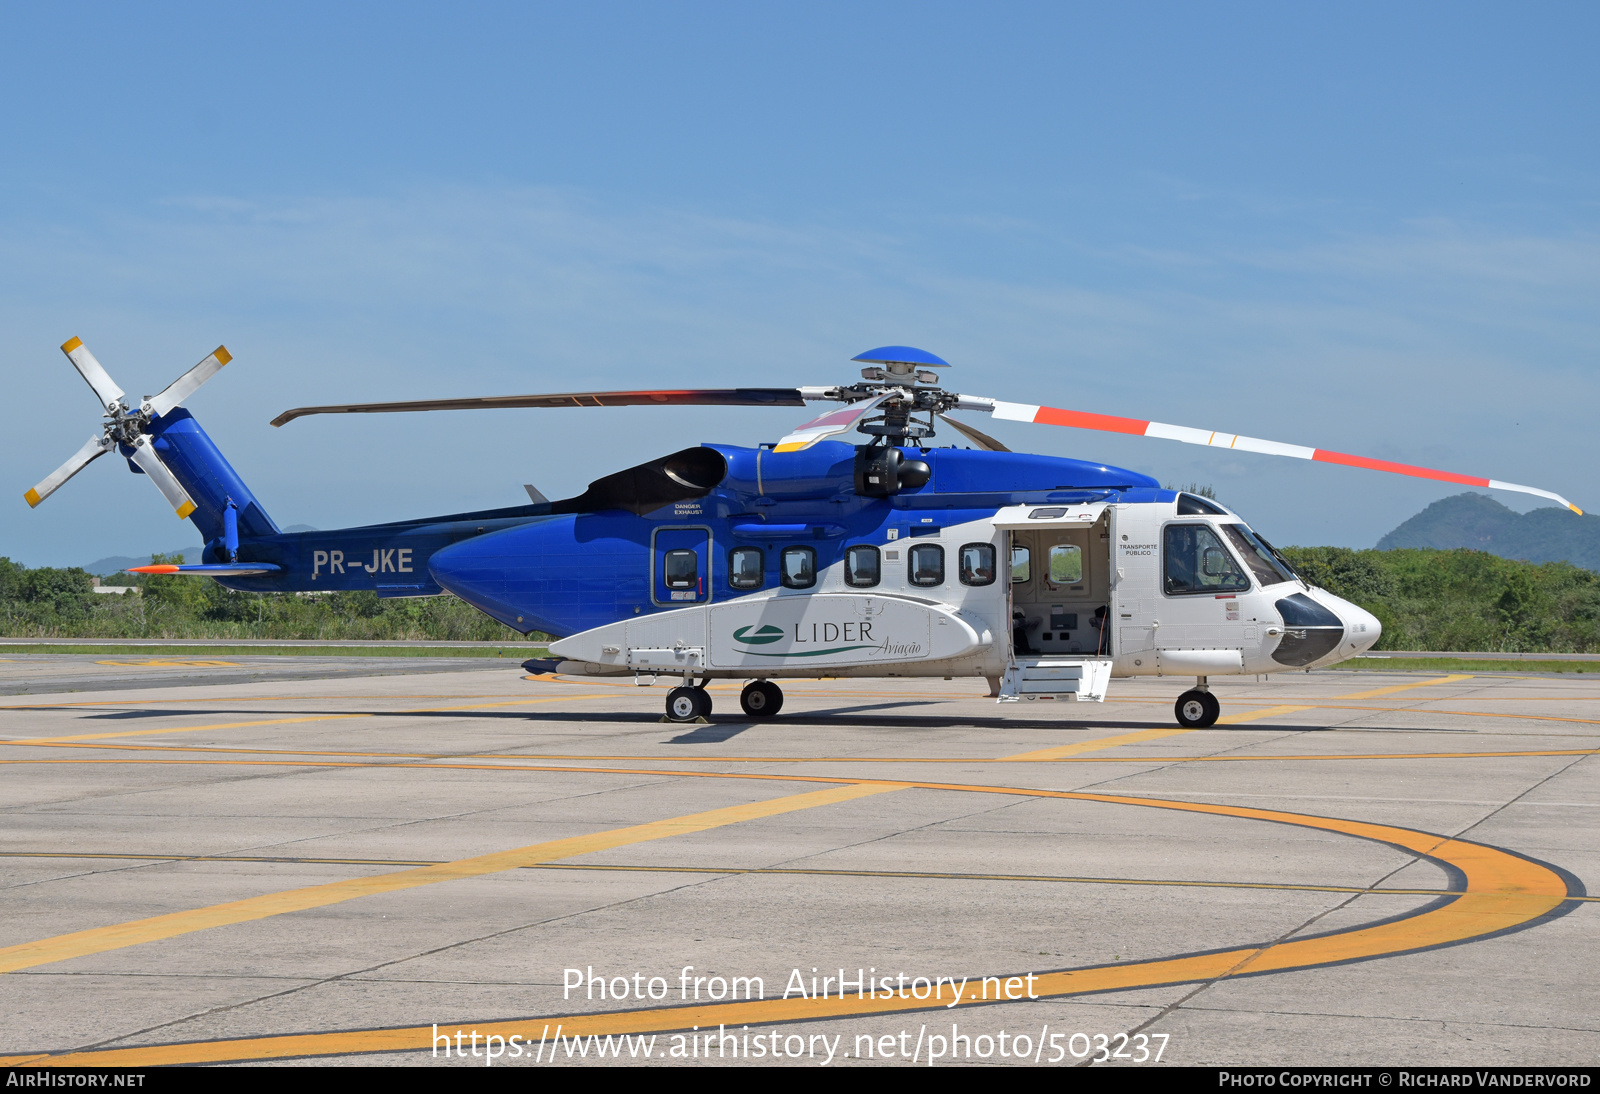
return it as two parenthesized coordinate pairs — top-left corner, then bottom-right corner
(732, 624), (785, 645)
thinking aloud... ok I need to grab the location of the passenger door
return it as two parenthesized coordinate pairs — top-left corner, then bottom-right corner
(651, 527), (712, 607)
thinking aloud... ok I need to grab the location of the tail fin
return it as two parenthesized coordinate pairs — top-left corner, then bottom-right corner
(147, 408), (279, 560)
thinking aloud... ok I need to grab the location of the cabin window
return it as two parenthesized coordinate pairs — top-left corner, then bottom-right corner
(1163, 524), (1250, 595)
(1222, 525), (1295, 586)
(1010, 545), (1031, 583)
(728, 547), (764, 590)
(844, 545), (881, 588)
(909, 544), (945, 587)
(959, 543), (997, 586)
(1047, 544), (1083, 585)
(781, 546), (817, 589)
(663, 549), (699, 590)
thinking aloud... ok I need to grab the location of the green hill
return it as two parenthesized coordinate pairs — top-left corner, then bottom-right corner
(1377, 492), (1600, 570)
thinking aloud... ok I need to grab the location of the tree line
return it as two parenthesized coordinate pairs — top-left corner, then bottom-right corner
(0, 555), (532, 642)
(3, 547), (1598, 652)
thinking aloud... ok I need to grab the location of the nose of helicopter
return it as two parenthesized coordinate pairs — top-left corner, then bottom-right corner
(1327, 596), (1382, 658)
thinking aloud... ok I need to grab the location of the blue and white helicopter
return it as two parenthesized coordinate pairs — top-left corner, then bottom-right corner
(26, 339), (1584, 727)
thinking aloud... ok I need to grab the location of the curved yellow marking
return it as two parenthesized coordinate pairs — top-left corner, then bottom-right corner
(4, 782), (1571, 1067)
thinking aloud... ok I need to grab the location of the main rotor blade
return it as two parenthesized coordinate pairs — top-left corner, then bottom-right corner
(60, 337), (125, 412)
(955, 395), (1584, 515)
(936, 413), (1010, 452)
(24, 434), (114, 508)
(145, 346), (232, 419)
(773, 394), (890, 453)
(127, 436), (197, 519)
(270, 388), (810, 428)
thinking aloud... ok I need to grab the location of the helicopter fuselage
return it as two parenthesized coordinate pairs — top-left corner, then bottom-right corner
(201, 436), (1380, 691)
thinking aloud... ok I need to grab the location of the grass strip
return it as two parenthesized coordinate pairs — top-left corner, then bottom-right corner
(1337, 657), (1594, 674)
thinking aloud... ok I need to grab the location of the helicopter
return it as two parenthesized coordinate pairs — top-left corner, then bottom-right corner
(24, 339), (1584, 728)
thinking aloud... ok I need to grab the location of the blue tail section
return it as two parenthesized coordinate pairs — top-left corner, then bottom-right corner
(146, 408), (279, 560)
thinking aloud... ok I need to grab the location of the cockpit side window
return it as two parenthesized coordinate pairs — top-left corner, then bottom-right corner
(1163, 524), (1250, 595)
(1177, 493), (1228, 515)
(1222, 524), (1295, 586)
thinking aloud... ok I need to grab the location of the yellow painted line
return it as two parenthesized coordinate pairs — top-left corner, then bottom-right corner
(93, 660), (241, 667)
(1341, 674), (1475, 699)
(10, 781), (1572, 1066)
(13, 850), (1596, 903)
(1217, 704), (1313, 724)
(4, 694), (608, 745)
(1003, 727), (1189, 760)
(0, 782), (896, 975)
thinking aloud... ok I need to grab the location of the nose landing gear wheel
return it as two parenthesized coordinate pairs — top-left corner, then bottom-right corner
(1174, 689), (1220, 728)
(739, 681), (784, 718)
(666, 686), (712, 722)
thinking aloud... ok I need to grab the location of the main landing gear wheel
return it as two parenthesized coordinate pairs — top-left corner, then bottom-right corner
(739, 681), (784, 718)
(666, 686), (712, 722)
(1174, 689), (1220, 728)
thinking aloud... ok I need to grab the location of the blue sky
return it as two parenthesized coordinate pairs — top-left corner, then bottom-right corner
(5, 3), (1598, 566)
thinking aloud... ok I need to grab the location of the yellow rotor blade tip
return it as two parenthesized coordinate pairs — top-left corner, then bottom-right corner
(214, 346), (232, 365)
(24, 488), (42, 508)
(176, 501), (197, 519)
(61, 336), (83, 353)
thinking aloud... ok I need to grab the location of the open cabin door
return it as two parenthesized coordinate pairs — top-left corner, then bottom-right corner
(991, 503), (1113, 702)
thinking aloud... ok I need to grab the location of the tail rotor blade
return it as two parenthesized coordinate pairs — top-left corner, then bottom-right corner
(145, 346), (232, 418)
(24, 435), (114, 508)
(61, 337), (125, 412)
(957, 395), (1583, 515)
(127, 436), (197, 519)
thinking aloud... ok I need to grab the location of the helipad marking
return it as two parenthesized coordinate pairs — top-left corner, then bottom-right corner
(0, 782), (897, 975)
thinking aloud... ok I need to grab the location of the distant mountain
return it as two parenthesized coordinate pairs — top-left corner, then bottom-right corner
(1377, 493), (1600, 570)
(77, 525), (319, 576)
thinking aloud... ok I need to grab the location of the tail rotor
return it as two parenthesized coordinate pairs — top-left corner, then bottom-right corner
(24, 338), (231, 519)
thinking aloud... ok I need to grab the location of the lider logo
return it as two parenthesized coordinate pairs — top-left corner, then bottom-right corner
(732, 625), (786, 645)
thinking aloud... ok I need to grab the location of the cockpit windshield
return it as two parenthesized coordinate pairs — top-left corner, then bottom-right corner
(1222, 524), (1296, 587)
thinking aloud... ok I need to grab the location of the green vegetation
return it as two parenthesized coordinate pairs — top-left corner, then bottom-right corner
(0, 555), (541, 643)
(1281, 547), (1600, 653)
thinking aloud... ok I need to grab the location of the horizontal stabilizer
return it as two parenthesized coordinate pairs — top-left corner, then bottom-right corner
(126, 563), (283, 577)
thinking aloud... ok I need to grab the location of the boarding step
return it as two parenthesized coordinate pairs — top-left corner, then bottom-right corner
(998, 657), (1112, 703)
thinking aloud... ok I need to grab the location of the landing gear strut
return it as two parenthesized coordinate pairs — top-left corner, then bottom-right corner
(740, 680), (784, 718)
(1174, 677), (1220, 728)
(665, 685), (712, 722)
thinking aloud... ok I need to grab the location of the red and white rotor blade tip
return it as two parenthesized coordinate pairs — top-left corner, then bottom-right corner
(24, 434), (115, 508)
(145, 346), (232, 419)
(126, 436), (197, 519)
(957, 396), (1583, 515)
(60, 337), (125, 412)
